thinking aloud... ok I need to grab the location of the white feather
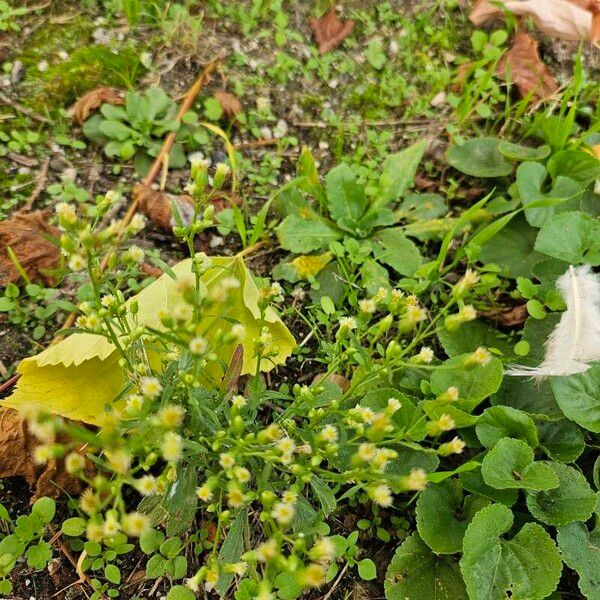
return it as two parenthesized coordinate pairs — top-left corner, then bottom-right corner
(506, 265), (600, 378)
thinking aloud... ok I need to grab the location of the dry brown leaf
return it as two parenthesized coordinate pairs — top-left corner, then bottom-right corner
(312, 373), (351, 393)
(309, 8), (355, 54)
(214, 90), (242, 120)
(134, 183), (195, 232)
(470, 0), (598, 43)
(71, 86), (124, 125)
(0, 407), (87, 500)
(479, 304), (528, 327)
(134, 183), (237, 233)
(0, 210), (61, 286)
(498, 31), (558, 99)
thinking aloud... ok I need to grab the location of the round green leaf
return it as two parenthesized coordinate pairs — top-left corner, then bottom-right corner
(526, 462), (596, 526)
(104, 564), (121, 584)
(476, 406), (538, 449)
(551, 364), (600, 432)
(166, 585), (196, 600)
(535, 211), (600, 266)
(537, 419), (585, 462)
(498, 141), (550, 161)
(481, 438), (559, 490)
(385, 533), (467, 600)
(32, 497), (55, 523)
(61, 517), (87, 537)
(430, 354), (503, 412)
(416, 480), (489, 554)
(357, 558), (377, 581)
(460, 504), (562, 600)
(446, 138), (513, 178)
(557, 521), (600, 599)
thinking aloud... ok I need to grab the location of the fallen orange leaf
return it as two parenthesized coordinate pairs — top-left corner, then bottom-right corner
(309, 8), (355, 54)
(498, 31), (558, 99)
(0, 210), (61, 286)
(71, 87), (124, 125)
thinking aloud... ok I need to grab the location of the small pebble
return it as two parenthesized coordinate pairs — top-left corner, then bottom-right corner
(389, 40), (399, 55)
(430, 91), (447, 107)
(37, 60), (48, 72)
(209, 236), (224, 249)
(259, 126), (272, 139)
(273, 119), (288, 138)
(256, 96), (270, 111)
(58, 50), (69, 61)
(328, 78), (339, 89)
(10, 60), (24, 85)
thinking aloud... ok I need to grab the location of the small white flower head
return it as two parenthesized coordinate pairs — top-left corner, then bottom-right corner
(140, 376), (162, 398)
(227, 486), (246, 508)
(105, 449), (131, 474)
(338, 316), (357, 331)
(161, 431), (183, 463)
(440, 436), (466, 455)
(157, 405), (185, 429)
(387, 397), (402, 413)
(103, 515), (121, 537)
(65, 452), (86, 474)
(470, 346), (492, 366)
(129, 213), (147, 234)
(215, 162), (231, 177)
(437, 413), (455, 432)
(256, 539), (278, 562)
(309, 537), (335, 564)
(405, 468), (428, 491)
(277, 437), (296, 455)
(418, 346), (434, 363)
(55, 202), (77, 223)
(104, 190), (120, 205)
(136, 475), (157, 496)
(281, 490), (298, 505)
(196, 484), (213, 502)
(101, 294), (117, 308)
(359, 299), (376, 314)
(68, 254), (86, 271)
(357, 442), (377, 462)
(231, 395), (247, 409)
(438, 386), (459, 403)
(459, 305), (477, 322)
(230, 323), (246, 340)
(271, 501), (296, 525)
(126, 245), (145, 263)
(189, 336), (208, 355)
(219, 452), (235, 469)
(189, 153), (210, 168)
(126, 393), (144, 412)
(369, 483), (393, 507)
(204, 566), (219, 592)
(233, 466), (251, 483)
(372, 287), (388, 304)
(319, 424), (338, 443)
(122, 512), (150, 536)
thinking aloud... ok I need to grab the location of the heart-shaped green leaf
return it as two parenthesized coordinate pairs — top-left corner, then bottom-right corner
(460, 503), (562, 600)
(481, 438), (559, 491)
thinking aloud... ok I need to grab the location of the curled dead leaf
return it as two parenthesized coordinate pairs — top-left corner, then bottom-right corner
(470, 0), (600, 44)
(498, 32), (558, 100)
(309, 8), (355, 54)
(312, 373), (351, 393)
(478, 304), (528, 327)
(134, 183), (238, 233)
(0, 210), (61, 286)
(0, 407), (88, 500)
(214, 90), (242, 120)
(71, 86), (124, 125)
(134, 183), (195, 232)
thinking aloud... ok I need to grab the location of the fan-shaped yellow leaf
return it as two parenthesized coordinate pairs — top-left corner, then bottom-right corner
(3, 256), (295, 424)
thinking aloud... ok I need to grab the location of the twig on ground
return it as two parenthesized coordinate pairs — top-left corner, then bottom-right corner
(233, 137), (278, 150)
(0, 91), (52, 124)
(321, 562), (349, 600)
(21, 157), (50, 211)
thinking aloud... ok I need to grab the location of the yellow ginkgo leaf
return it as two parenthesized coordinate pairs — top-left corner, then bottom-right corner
(3, 256), (295, 425)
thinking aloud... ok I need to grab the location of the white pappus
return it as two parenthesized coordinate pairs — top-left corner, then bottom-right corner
(506, 265), (600, 378)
